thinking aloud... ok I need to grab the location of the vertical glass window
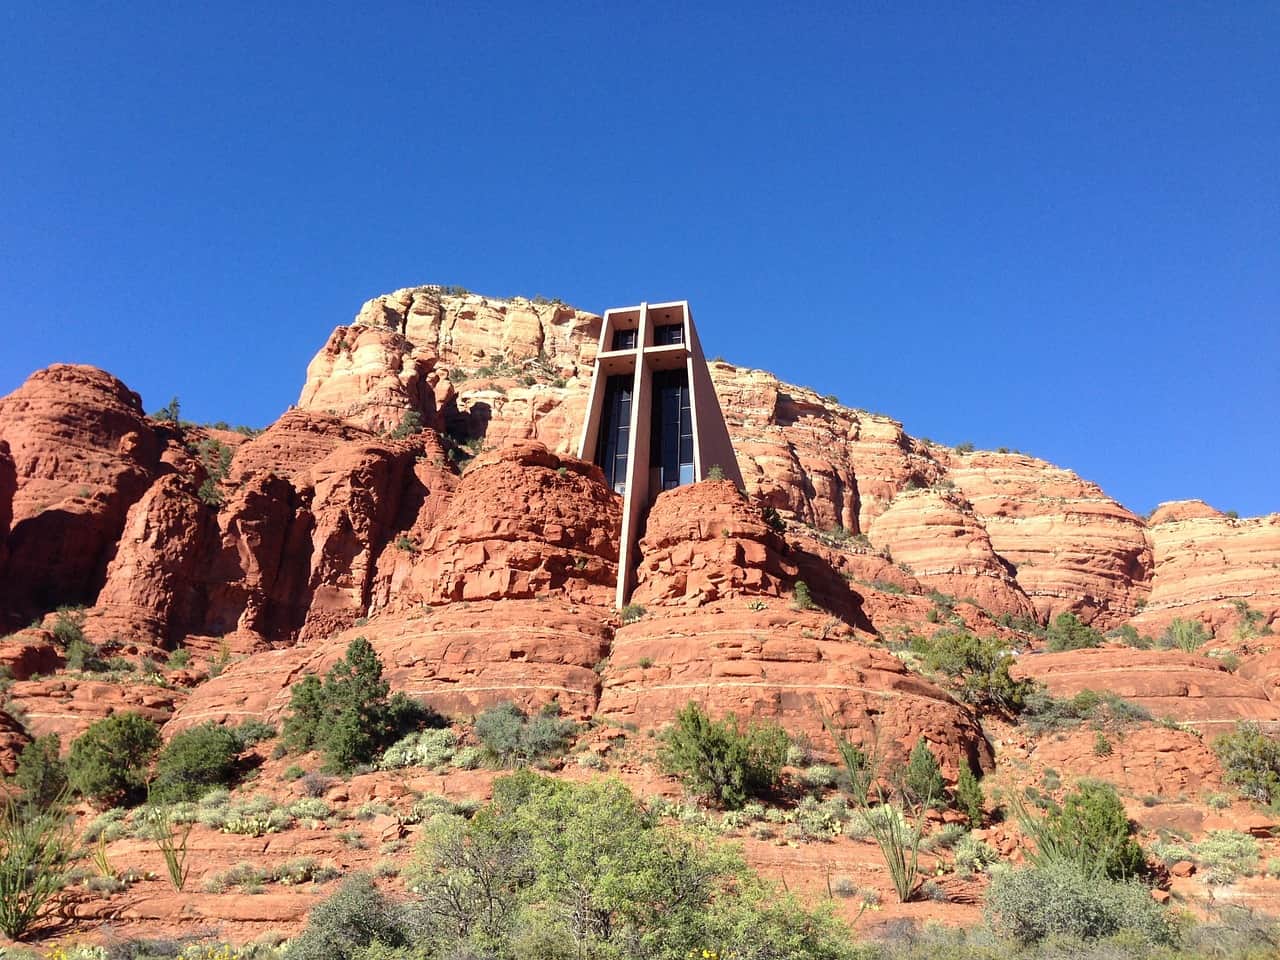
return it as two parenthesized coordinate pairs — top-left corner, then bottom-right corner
(594, 374), (632, 493)
(651, 369), (694, 490)
(611, 328), (637, 350)
(654, 323), (684, 345)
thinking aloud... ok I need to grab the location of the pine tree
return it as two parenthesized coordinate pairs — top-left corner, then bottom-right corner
(903, 737), (946, 809)
(955, 760), (984, 827)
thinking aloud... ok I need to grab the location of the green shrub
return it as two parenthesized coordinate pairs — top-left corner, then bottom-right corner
(284, 874), (411, 960)
(1159, 618), (1212, 652)
(0, 793), (73, 939)
(403, 771), (856, 960)
(954, 833), (997, 875)
(986, 862), (1174, 945)
(1045, 612), (1103, 652)
(474, 701), (577, 767)
(50, 606), (86, 648)
(1108, 624), (1154, 649)
(620, 603), (646, 624)
(1213, 721), (1280, 804)
(909, 630), (1032, 715)
(955, 761), (984, 828)
(792, 580), (816, 611)
(802, 764), (839, 790)
(659, 702), (788, 810)
(1018, 780), (1145, 881)
(1195, 830), (1259, 884)
(12, 734), (67, 809)
(151, 722), (242, 803)
(378, 728), (457, 770)
(1021, 687), (1151, 734)
(281, 637), (420, 773)
(64, 635), (105, 672)
(903, 738), (945, 809)
(67, 713), (161, 807)
(386, 410), (423, 440)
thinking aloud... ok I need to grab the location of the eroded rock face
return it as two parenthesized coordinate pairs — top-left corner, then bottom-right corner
(1030, 725), (1221, 796)
(1132, 512), (1280, 639)
(297, 288), (601, 444)
(0, 365), (161, 618)
(1013, 648), (1280, 733)
(710, 366), (940, 534)
(943, 451), (1152, 626)
(11, 676), (185, 744)
(0, 710), (29, 775)
(89, 475), (218, 645)
(168, 602), (612, 732)
(597, 603), (993, 778)
(0, 439), (14, 577)
(631, 480), (796, 607)
(866, 488), (1037, 619)
(87, 410), (447, 647)
(371, 441), (619, 611)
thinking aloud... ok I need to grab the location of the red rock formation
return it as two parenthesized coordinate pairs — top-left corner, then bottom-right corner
(597, 603), (992, 778)
(0, 439), (14, 546)
(298, 326), (438, 435)
(1131, 511), (1280, 638)
(88, 474), (217, 645)
(709, 365), (940, 533)
(0, 710), (29, 774)
(1014, 648), (1280, 733)
(371, 441), (619, 611)
(1030, 725), (1222, 797)
(942, 451), (1152, 626)
(297, 288), (601, 448)
(866, 488), (1037, 619)
(1149, 499), (1227, 524)
(630, 480), (796, 607)
(168, 602), (612, 732)
(0, 365), (161, 617)
(11, 676), (185, 743)
(0, 629), (63, 680)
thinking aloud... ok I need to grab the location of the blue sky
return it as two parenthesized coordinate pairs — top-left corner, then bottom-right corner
(2, 3), (1276, 517)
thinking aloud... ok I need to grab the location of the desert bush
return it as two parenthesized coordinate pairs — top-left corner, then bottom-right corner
(12, 734), (67, 809)
(903, 738), (945, 808)
(378, 728), (457, 770)
(283, 874), (411, 960)
(659, 702), (788, 809)
(1213, 721), (1280, 804)
(1021, 687), (1151, 733)
(0, 792), (73, 939)
(802, 764), (839, 790)
(620, 603), (646, 624)
(402, 771), (857, 959)
(65, 635), (106, 672)
(1195, 830), (1259, 884)
(387, 410), (423, 440)
(953, 833), (998, 875)
(1159, 618), (1212, 653)
(909, 630), (1033, 715)
(1017, 780), (1145, 881)
(281, 638), (426, 773)
(151, 722), (241, 803)
(986, 861), (1174, 945)
(232, 719), (277, 749)
(792, 580), (816, 611)
(67, 713), (161, 807)
(1045, 612), (1103, 652)
(50, 606), (86, 648)
(473, 701), (577, 767)
(955, 761), (984, 828)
